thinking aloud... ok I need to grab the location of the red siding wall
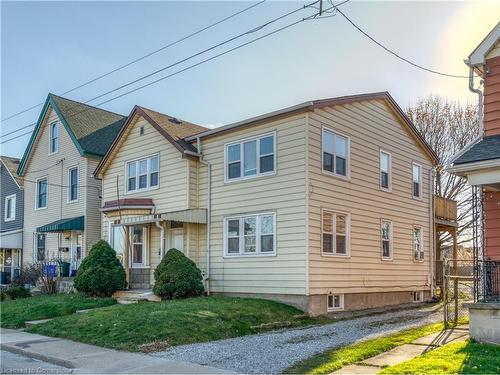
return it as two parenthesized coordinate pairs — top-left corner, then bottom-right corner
(484, 55), (500, 136)
(484, 191), (500, 261)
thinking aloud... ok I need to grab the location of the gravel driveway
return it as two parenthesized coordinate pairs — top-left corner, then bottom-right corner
(151, 304), (443, 374)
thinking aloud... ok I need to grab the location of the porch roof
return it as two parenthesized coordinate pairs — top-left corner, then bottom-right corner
(37, 216), (85, 233)
(112, 209), (207, 225)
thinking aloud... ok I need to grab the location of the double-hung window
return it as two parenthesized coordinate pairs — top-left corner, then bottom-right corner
(413, 226), (424, 261)
(322, 128), (348, 177)
(68, 167), (78, 202)
(126, 154), (159, 192)
(381, 220), (392, 259)
(4, 194), (16, 221)
(36, 234), (46, 261)
(226, 133), (275, 181)
(36, 178), (48, 209)
(412, 163), (422, 198)
(224, 213), (275, 256)
(49, 122), (58, 154)
(322, 211), (349, 256)
(380, 150), (391, 190)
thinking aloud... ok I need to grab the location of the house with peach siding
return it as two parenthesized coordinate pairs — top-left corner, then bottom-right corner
(95, 91), (438, 315)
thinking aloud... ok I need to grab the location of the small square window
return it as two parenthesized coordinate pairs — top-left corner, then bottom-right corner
(412, 291), (423, 302)
(327, 294), (344, 311)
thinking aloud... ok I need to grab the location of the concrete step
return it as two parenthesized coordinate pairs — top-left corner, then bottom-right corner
(113, 289), (161, 303)
(25, 318), (54, 327)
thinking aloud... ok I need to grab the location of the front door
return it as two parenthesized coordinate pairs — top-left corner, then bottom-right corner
(169, 228), (184, 253)
(70, 232), (83, 275)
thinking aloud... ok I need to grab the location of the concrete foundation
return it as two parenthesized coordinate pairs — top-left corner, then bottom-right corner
(464, 302), (500, 344)
(129, 268), (151, 289)
(214, 290), (431, 316)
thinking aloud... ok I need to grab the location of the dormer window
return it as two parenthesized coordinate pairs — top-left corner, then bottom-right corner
(49, 122), (59, 154)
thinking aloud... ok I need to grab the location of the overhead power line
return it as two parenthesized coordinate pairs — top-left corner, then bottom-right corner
(2, 1), (329, 145)
(1, 0), (320, 142)
(0, 0), (266, 124)
(334, 7), (469, 79)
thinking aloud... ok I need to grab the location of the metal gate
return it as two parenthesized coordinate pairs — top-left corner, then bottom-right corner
(443, 259), (500, 328)
(443, 259), (474, 328)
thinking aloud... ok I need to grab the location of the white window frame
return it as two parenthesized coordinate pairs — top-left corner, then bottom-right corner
(49, 122), (59, 155)
(412, 291), (424, 303)
(412, 162), (422, 199)
(321, 209), (350, 257)
(413, 225), (424, 261)
(224, 132), (276, 183)
(130, 225), (148, 267)
(321, 126), (350, 180)
(67, 166), (79, 203)
(4, 194), (16, 222)
(380, 150), (392, 191)
(35, 176), (48, 210)
(223, 212), (276, 257)
(124, 153), (160, 194)
(327, 293), (344, 311)
(381, 219), (392, 260)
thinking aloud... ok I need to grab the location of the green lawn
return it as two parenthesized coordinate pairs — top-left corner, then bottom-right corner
(0, 294), (117, 328)
(379, 340), (500, 374)
(27, 296), (320, 351)
(285, 323), (445, 374)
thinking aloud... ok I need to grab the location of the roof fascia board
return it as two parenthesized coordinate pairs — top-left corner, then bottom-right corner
(448, 158), (500, 174)
(468, 23), (500, 66)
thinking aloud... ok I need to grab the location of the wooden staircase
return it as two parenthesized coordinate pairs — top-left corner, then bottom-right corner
(112, 289), (161, 304)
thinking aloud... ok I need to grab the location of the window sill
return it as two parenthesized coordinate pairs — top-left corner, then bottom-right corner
(124, 186), (159, 195)
(67, 200), (79, 204)
(224, 171), (276, 184)
(321, 252), (350, 258)
(4, 218), (15, 222)
(380, 187), (392, 193)
(321, 170), (350, 181)
(34, 206), (47, 211)
(327, 307), (344, 312)
(412, 195), (423, 201)
(223, 252), (277, 259)
(381, 257), (393, 261)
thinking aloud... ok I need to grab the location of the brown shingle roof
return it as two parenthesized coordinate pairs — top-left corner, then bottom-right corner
(0, 156), (23, 187)
(138, 106), (207, 140)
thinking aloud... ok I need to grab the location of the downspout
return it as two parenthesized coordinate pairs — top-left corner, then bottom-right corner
(195, 137), (211, 295)
(467, 64), (484, 136)
(429, 166), (436, 297)
(155, 221), (165, 259)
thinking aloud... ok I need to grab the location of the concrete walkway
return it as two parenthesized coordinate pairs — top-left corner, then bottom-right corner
(332, 326), (469, 375)
(0, 329), (230, 374)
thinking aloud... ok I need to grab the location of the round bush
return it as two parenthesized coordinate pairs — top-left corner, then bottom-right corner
(153, 248), (204, 299)
(74, 240), (125, 297)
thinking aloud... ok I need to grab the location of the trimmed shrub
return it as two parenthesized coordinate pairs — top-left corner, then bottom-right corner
(6, 286), (31, 300)
(74, 240), (125, 297)
(153, 248), (204, 299)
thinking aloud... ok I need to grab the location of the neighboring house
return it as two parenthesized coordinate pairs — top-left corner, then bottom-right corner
(18, 94), (126, 274)
(0, 156), (24, 284)
(96, 91), (438, 315)
(449, 22), (500, 262)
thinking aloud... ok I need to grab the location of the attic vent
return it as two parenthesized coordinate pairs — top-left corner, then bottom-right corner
(168, 117), (182, 125)
(140, 126), (145, 135)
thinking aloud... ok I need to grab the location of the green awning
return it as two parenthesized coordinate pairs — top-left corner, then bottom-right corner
(37, 216), (85, 233)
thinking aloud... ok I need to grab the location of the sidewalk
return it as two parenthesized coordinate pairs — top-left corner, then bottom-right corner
(0, 328), (231, 374)
(332, 326), (469, 375)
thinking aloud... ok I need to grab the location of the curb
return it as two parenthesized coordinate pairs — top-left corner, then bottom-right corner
(0, 343), (76, 369)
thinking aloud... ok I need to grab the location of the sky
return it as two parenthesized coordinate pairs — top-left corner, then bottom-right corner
(1, 1), (499, 158)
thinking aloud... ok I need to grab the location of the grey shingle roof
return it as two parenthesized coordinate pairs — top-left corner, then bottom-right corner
(454, 134), (500, 165)
(0, 156), (23, 187)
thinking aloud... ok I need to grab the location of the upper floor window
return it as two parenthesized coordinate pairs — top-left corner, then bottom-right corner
(380, 150), (391, 190)
(4, 194), (16, 222)
(322, 210), (349, 256)
(224, 212), (276, 256)
(126, 154), (159, 193)
(49, 122), (59, 154)
(412, 163), (422, 198)
(225, 133), (275, 182)
(36, 177), (48, 209)
(381, 220), (392, 259)
(413, 226), (423, 261)
(68, 167), (79, 202)
(322, 128), (348, 177)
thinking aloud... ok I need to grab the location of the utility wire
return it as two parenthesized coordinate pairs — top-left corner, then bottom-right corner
(1, 0), (319, 142)
(0, 170), (101, 192)
(334, 7), (469, 79)
(2, 1), (325, 145)
(0, 0), (267, 124)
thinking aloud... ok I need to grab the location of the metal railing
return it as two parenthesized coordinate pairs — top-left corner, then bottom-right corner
(478, 260), (500, 303)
